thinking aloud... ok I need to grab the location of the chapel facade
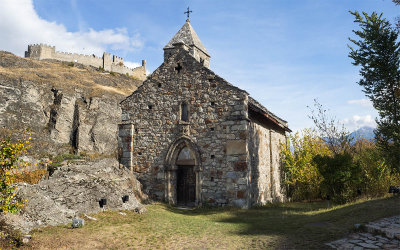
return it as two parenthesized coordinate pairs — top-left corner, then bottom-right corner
(118, 19), (291, 208)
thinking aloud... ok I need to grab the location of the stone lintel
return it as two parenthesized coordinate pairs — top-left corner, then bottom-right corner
(226, 140), (247, 155)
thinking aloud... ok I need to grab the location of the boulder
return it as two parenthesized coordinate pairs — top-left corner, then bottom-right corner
(2, 158), (146, 234)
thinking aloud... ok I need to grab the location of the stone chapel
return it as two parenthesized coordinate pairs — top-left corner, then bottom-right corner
(118, 18), (291, 208)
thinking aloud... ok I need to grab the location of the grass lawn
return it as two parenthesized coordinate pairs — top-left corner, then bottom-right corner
(26, 196), (399, 249)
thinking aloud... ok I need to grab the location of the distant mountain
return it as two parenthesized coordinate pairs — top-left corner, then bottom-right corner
(350, 126), (375, 142)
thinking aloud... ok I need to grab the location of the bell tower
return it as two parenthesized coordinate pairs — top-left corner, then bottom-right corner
(163, 11), (210, 68)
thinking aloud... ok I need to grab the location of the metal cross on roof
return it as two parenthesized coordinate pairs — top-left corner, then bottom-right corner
(184, 7), (192, 19)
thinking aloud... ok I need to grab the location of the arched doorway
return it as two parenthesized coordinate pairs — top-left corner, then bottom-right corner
(165, 136), (202, 206)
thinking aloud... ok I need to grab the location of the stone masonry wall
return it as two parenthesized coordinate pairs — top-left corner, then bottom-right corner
(249, 118), (286, 205)
(270, 130), (286, 202)
(120, 48), (251, 207)
(164, 44), (210, 69)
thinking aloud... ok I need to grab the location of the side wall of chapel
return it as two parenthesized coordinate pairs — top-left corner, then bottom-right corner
(248, 117), (286, 205)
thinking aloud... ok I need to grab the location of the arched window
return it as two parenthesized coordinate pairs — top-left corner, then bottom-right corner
(181, 102), (188, 122)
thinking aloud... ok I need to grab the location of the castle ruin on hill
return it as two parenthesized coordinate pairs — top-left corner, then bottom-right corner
(25, 44), (147, 80)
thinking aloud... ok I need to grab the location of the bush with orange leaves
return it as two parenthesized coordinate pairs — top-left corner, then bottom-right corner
(0, 133), (31, 214)
(14, 169), (48, 185)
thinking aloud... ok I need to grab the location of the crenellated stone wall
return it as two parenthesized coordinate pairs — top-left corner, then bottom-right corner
(25, 44), (147, 80)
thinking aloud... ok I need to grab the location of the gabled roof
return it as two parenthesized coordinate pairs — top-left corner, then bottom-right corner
(248, 97), (291, 132)
(163, 20), (209, 56)
(122, 47), (290, 133)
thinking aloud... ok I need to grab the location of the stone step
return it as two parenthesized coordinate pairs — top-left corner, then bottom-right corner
(326, 216), (400, 249)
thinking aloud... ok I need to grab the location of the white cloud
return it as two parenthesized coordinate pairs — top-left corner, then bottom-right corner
(347, 99), (373, 108)
(130, 34), (144, 50)
(124, 61), (151, 75)
(343, 115), (376, 131)
(0, 0), (143, 57)
(124, 61), (141, 69)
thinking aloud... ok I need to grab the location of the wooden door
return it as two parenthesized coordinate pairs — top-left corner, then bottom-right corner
(177, 166), (196, 206)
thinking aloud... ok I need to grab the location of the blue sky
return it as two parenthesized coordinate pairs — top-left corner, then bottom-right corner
(1, 0), (399, 132)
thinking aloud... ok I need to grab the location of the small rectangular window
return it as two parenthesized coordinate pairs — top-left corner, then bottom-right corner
(181, 103), (188, 121)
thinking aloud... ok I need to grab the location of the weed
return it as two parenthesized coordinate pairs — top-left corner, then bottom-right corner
(14, 169), (47, 184)
(52, 154), (81, 163)
(47, 154), (81, 175)
(0, 219), (24, 248)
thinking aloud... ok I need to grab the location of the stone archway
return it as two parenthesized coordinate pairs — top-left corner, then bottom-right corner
(164, 136), (202, 206)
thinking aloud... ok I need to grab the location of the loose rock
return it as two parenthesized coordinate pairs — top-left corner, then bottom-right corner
(72, 218), (84, 228)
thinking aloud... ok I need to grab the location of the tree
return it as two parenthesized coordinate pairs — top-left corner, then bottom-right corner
(308, 99), (351, 154)
(393, 0), (400, 31)
(307, 100), (363, 203)
(0, 135), (31, 213)
(348, 11), (400, 171)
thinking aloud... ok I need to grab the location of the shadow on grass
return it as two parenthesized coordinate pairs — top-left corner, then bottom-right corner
(165, 196), (400, 249)
(165, 200), (325, 215)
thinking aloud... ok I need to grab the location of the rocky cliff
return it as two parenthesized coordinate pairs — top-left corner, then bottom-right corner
(0, 51), (143, 157)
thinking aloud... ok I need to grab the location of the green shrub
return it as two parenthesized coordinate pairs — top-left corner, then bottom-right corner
(353, 139), (400, 197)
(314, 153), (362, 204)
(281, 129), (331, 201)
(67, 62), (74, 67)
